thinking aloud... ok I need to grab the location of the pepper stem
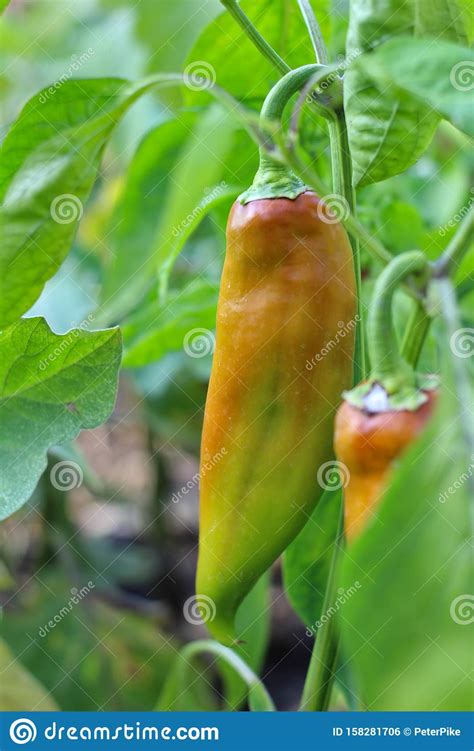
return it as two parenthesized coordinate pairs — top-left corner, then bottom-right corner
(369, 251), (429, 391)
(344, 251), (435, 412)
(239, 64), (326, 203)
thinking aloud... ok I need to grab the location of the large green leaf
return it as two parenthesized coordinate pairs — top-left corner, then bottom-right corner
(0, 639), (59, 711)
(340, 280), (473, 710)
(101, 114), (197, 316)
(0, 76), (252, 328)
(345, 0), (439, 186)
(0, 317), (121, 520)
(186, 0), (328, 104)
(415, 0), (470, 43)
(101, 108), (239, 321)
(0, 78), (150, 327)
(359, 38), (474, 137)
(123, 279), (219, 367)
(283, 489), (341, 628)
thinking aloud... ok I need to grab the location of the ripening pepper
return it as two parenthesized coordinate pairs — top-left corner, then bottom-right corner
(334, 389), (437, 541)
(196, 66), (357, 645)
(334, 251), (438, 541)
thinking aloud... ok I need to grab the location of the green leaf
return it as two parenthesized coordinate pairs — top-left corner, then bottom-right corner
(157, 640), (275, 712)
(340, 279), (473, 710)
(0, 75), (253, 328)
(283, 489), (341, 628)
(0, 0), (11, 13)
(0, 317), (121, 520)
(186, 0), (327, 103)
(0, 639), (59, 711)
(415, 0), (470, 43)
(0, 78), (150, 327)
(101, 114), (198, 316)
(220, 573), (271, 709)
(2, 575), (177, 710)
(345, 0), (439, 186)
(359, 37), (474, 137)
(123, 279), (219, 367)
(154, 105), (239, 292)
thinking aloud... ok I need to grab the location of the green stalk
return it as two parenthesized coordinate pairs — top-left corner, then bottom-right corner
(434, 204), (474, 277)
(297, 0), (329, 64)
(300, 496), (344, 711)
(368, 252), (428, 392)
(400, 299), (431, 368)
(240, 64), (327, 202)
(219, 0), (289, 74)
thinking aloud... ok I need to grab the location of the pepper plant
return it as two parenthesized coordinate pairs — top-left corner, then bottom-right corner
(0, 0), (472, 713)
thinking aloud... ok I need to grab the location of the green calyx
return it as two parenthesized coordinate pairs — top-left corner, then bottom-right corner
(343, 374), (439, 413)
(239, 64), (327, 204)
(344, 251), (436, 413)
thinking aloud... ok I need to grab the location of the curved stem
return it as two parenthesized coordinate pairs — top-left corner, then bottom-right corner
(297, 0), (329, 64)
(181, 639), (276, 711)
(400, 299), (431, 368)
(220, 0), (290, 74)
(434, 204), (474, 277)
(300, 493), (344, 711)
(241, 64), (326, 202)
(368, 251), (428, 391)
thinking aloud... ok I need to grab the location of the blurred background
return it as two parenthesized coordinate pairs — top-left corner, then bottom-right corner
(0, 0), (472, 711)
